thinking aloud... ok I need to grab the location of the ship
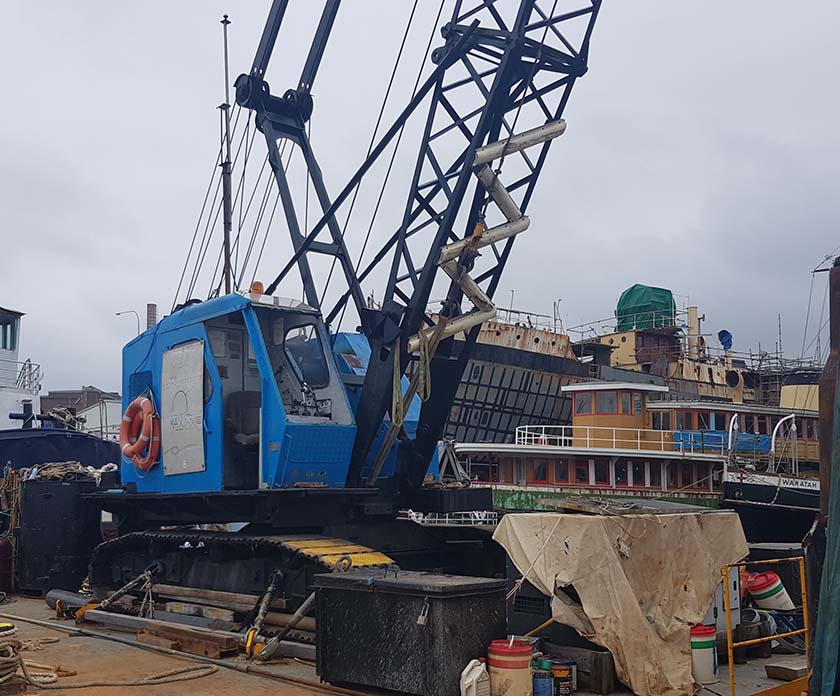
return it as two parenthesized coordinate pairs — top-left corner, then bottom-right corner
(454, 379), (820, 542)
(441, 284), (821, 445)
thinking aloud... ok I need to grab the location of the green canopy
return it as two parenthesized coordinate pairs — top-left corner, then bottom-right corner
(615, 284), (676, 332)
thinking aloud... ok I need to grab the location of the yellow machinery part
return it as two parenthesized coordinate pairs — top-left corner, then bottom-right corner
(278, 536), (394, 570)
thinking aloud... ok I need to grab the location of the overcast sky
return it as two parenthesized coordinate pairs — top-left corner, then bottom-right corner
(3, 1), (837, 394)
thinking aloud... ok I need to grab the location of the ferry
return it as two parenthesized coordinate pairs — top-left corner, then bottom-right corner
(441, 284), (821, 445)
(455, 381), (820, 541)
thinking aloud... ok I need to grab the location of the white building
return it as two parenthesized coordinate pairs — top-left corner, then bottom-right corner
(0, 307), (41, 429)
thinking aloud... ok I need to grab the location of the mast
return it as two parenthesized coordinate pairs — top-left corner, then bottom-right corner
(220, 14), (233, 294)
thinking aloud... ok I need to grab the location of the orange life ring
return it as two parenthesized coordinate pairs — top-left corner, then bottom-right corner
(119, 396), (160, 471)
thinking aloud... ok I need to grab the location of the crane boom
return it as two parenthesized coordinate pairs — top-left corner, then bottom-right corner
(237, 0), (601, 491)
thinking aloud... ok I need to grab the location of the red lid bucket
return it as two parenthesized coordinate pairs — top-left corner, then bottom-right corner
(690, 625), (716, 639)
(488, 639), (533, 672)
(488, 639), (533, 656)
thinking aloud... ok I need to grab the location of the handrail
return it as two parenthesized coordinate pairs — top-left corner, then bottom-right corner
(514, 424), (728, 455)
(769, 413), (798, 475)
(0, 358), (42, 394)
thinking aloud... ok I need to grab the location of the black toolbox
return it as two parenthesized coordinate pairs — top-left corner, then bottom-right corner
(314, 568), (506, 696)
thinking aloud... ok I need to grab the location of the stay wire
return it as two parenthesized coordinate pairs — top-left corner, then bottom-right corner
(236, 138), (292, 290)
(185, 105), (246, 299)
(800, 271), (816, 360)
(332, 0), (446, 333)
(249, 142), (296, 287)
(209, 114), (258, 297)
(202, 110), (259, 298)
(320, 0), (421, 308)
(187, 104), (245, 299)
(173, 104), (242, 309)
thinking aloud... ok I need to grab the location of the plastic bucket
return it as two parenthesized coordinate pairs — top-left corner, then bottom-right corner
(747, 572), (795, 611)
(488, 639), (533, 696)
(691, 625), (718, 685)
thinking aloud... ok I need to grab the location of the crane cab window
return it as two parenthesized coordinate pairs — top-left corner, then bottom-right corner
(283, 323), (330, 388)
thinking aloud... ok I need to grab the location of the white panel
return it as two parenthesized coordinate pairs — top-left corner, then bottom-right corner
(161, 340), (205, 475)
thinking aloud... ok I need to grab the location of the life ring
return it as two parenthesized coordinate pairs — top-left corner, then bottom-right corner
(119, 396), (160, 471)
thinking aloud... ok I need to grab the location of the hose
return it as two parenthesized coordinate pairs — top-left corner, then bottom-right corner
(0, 612), (370, 696)
(0, 622), (217, 689)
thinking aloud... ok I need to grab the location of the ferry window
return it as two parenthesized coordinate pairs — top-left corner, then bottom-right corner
(666, 463), (677, 488)
(652, 411), (671, 430)
(681, 462), (693, 487)
(676, 412), (693, 430)
(632, 392), (642, 415)
(575, 393), (593, 415)
(696, 412), (711, 431)
(650, 462), (661, 487)
(594, 460), (609, 485)
(615, 461), (628, 486)
(480, 411), (490, 426)
(596, 391), (618, 414)
(471, 364), (483, 381)
(575, 462), (589, 484)
(713, 412), (727, 430)
(284, 323), (330, 388)
(756, 416), (768, 435)
(620, 392), (631, 415)
(743, 414), (756, 434)
(805, 419), (815, 439)
(554, 460), (569, 483)
(632, 462), (645, 486)
(532, 460), (548, 483)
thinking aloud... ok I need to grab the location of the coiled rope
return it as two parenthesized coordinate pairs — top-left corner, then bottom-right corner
(0, 624), (217, 689)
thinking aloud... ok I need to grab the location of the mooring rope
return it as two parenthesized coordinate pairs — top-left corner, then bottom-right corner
(0, 624), (218, 689)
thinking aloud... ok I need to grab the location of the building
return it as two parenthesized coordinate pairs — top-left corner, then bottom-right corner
(40, 386), (121, 414)
(0, 306), (42, 428)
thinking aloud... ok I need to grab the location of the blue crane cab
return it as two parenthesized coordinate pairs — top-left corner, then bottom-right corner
(121, 291), (357, 494)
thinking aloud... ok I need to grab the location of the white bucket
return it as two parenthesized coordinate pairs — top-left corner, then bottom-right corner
(691, 625), (718, 685)
(747, 572), (795, 611)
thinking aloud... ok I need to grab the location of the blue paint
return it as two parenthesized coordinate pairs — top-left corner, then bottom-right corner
(672, 430), (772, 454)
(119, 299), (431, 495)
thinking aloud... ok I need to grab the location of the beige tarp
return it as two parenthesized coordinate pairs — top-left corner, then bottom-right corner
(494, 511), (747, 696)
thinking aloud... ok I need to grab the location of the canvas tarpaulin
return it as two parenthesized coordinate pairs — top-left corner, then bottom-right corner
(495, 511), (748, 695)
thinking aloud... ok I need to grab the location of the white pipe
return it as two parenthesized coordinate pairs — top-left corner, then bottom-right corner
(727, 414), (739, 453)
(473, 120), (567, 165)
(438, 217), (529, 264)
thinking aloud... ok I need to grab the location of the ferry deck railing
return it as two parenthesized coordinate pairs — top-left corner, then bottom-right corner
(515, 424), (728, 456)
(0, 358), (42, 394)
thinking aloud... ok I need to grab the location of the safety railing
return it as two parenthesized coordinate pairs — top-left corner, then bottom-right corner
(722, 556), (809, 696)
(0, 358), (42, 394)
(515, 424), (728, 455)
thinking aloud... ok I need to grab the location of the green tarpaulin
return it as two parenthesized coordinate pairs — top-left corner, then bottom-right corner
(615, 284), (676, 332)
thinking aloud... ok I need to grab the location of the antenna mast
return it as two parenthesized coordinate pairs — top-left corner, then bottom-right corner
(220, 14), (233, 294)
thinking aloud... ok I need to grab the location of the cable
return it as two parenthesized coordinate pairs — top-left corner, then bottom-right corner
(184, 106), (247, 300)
(0, 624), (217, 689)
(175, 105), (243, 308)
(249, 144), (296, 286)
(207, 113), (260, 297)
(320, 0), (421, 307)
(331, 0), (447, 333)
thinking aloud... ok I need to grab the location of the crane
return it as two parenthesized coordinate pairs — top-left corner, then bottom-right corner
(90, 0), (602, 616)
